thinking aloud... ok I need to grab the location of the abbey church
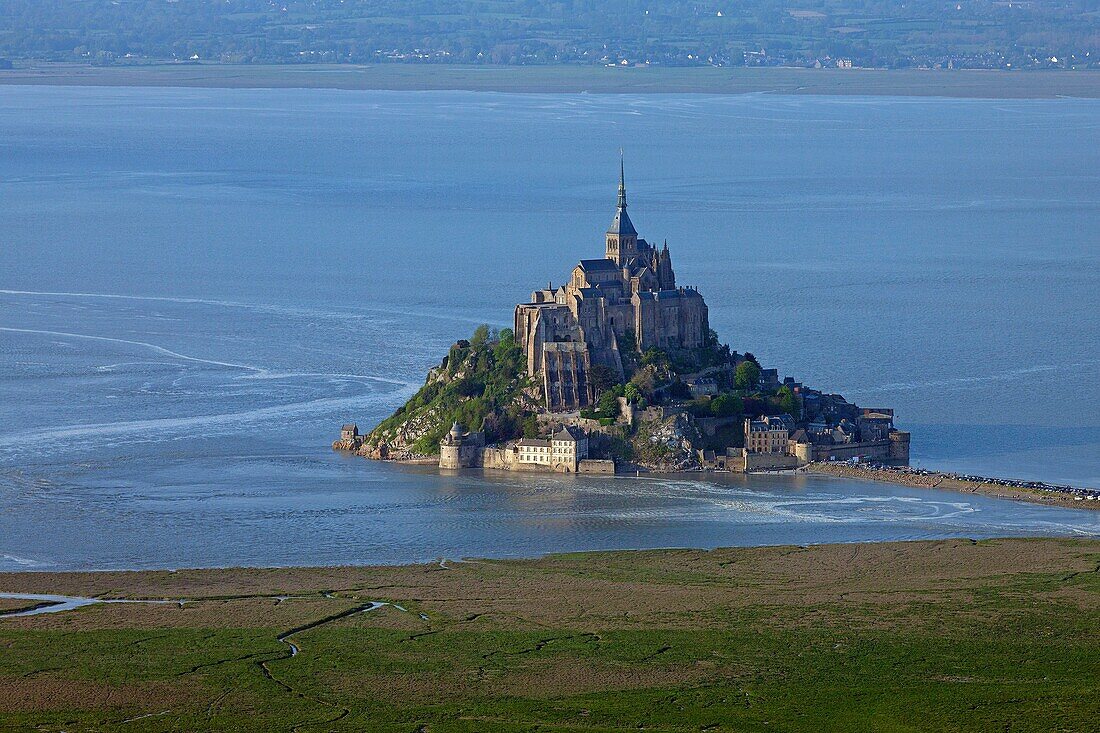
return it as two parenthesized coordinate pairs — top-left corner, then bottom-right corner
(514, 163), (710, 411)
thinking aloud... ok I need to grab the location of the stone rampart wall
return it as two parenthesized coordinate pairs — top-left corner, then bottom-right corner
(743, 452), (801, 471)
(578, 459), (616, 474)
(811, 440), (894, 463)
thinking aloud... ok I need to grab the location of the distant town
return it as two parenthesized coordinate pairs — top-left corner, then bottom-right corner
(1, 0), (1096, 72)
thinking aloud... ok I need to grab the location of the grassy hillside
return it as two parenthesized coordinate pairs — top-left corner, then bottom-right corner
(0, 538), (1097, 731)
(366, 325), (532, 455)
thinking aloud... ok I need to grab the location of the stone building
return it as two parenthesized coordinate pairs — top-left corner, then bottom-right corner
(515, 161), (710, 411)
(444, 424), (592, 473)
(512, 426), (589, 472)
(549, 425), (588, 470)
(744, 415), (793, 454)
(439, 421), (485, 469)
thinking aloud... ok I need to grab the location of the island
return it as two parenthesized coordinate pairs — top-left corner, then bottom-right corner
(335, 161), (911, 476)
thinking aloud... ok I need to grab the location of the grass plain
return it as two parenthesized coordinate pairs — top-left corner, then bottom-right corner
(0, 538), (1098, 732)
(3, 63), (1100, 98)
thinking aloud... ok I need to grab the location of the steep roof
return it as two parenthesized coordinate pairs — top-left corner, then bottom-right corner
(607, 156), (638, 237)
(789, 428), (811, 444)
(607, 206), (637, 237)
(551, 426), (585, 442)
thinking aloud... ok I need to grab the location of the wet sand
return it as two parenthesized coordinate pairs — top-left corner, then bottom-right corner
(3, 63), (1099, 98)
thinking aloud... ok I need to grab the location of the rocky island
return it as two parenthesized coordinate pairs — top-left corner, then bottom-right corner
(336, 163), (909, 474)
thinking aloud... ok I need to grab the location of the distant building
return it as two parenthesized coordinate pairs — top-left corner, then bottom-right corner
(758, 368), (780, 391)
(515, 159), (709, 411)
(837, 58), (853, 69)
(516, 438), (552, 465)
(442, 423), (592, 473)
(745, 415), (792, 454)
(687, 377), (718, 397)
(516, 426), (589, 472)
(439, 422), (485, 469)
(550, 425), (589, 470)
(340, 424), (359, 442)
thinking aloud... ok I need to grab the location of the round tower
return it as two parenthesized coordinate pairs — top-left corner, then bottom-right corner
(439, 421), (465, 469)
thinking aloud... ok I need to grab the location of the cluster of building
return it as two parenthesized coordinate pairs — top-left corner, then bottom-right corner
(439, 421), (613, 474)
(699, 408), (909, 472)
(349, 162), (909, 476)
(514, 160), (709, 411)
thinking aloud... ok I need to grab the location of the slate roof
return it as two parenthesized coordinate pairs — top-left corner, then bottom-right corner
(578, 258), (620, 272)
(607, 206), (638, 236)
(789, 428), (812, 444)
(551, 426), (585, 442)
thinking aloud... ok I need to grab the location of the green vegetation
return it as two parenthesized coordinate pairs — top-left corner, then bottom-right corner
(1, 538), (1097, 731)
(1, 1), (1096, 70)
(710, 392), (743, 417)
(368, 325), (528, 454)
(734, 359), (761, 390)
(776, 384), (800, 418)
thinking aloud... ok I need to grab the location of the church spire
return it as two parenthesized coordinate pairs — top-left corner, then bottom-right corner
(607, 151), (637, 239)
(618, 149), (627, 210)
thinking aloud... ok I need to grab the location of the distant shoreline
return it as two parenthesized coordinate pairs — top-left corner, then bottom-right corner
(3, 63), (1100, 98)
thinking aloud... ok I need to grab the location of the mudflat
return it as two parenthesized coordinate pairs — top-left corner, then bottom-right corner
(1, 538), (1097, 731)
(3, 63), (1100, 98)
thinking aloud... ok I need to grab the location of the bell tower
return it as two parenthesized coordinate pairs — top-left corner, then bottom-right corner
(606, 154), (639, 265)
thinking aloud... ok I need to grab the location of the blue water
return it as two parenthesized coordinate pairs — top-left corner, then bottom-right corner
(0, 86), (1097, 571)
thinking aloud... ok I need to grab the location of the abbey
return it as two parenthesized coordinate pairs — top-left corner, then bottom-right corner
(514, 163), (710, 411)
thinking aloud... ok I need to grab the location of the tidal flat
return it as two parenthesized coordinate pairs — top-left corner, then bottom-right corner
(3, 63), (1100, 98)
(1, 538), (1097, 732)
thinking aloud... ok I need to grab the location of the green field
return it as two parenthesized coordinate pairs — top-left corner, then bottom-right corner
(4, 63), (1100, 98)
(1, 538), (1098, 731)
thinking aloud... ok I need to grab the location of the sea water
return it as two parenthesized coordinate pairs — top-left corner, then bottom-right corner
(0, 86), (1097, 570)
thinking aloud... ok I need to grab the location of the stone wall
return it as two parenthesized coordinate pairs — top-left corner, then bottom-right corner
(578, 459), (616, 474)
(743, 452), (801, 471)
(439, 443), (462, 469)
(480, 447), (513, 470)
(889, 431), (911, 461)
(811, 440), (894, 463)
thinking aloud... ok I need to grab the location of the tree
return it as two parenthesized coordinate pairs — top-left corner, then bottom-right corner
(734, 360), (761, 391)
(666, 380), (692, 400)
(777, 385), (800, 419)
(469, 323), (490, 349)
(711, 393), (743, 417)
(589, 364), (619, 396)
(623, 382), (641, 403)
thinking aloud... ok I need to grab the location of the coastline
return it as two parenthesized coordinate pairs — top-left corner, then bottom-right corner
(2, 63), (1100, 98)
(367, 452), (1100, 511)
(806, 462), (1100, 511)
